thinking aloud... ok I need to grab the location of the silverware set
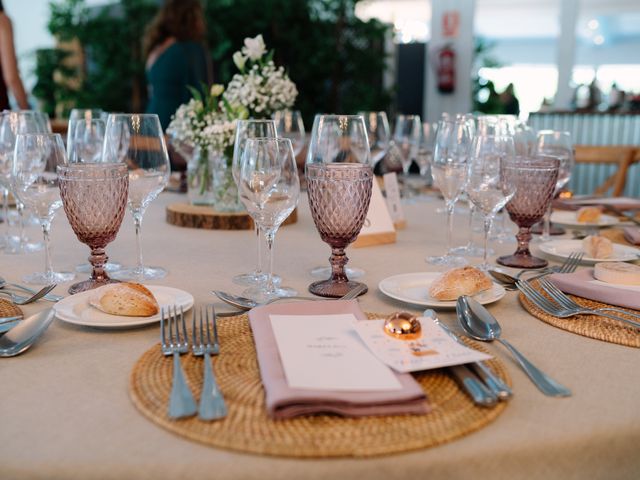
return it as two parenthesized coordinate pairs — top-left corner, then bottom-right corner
(0, 284), (58, 305)
(161, 305), (226, 420)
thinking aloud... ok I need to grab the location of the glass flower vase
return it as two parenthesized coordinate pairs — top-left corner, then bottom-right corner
(187, 147), (215, 206)
(212, 149), (244, 212)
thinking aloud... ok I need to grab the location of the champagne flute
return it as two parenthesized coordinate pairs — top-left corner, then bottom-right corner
(534, 130), (574, 241)
(393, 114), (421, 198)
(231, 119), (278, 287)
(305, 114), (372, 298)
(427, 118), (472, 267)
(238, 138), (300, 302)
(11, 133), (75, 284)
(359, 111), (390, 168)
(465, 118), (517, 270)
(102, 114), (170, 281)
(273, 110), (306, 156)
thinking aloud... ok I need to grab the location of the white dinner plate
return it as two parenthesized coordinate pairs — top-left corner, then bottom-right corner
(538, 239), (640, 264)
(54, 285), (194, 329)
(550, 210), (619, 228)
(378, 272), (506, 309)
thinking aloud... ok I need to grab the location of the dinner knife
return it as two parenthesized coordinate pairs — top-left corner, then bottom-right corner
(448, 364), (497, 408)
(424, 309), (513, 402)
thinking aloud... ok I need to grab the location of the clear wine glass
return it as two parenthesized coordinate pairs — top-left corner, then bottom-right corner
(273, 110), (305, 157)
(11, 133), (75, 284)
(359, 111), (390, 168)
(0, 111), (47, 254)
(534, 130), (574, 242)
(69, 118), (106, 163)
(497, 156), (560, 269)
(231, 119), (278, 287)
(465, 118), (517, 270)
(238, 138), (300, 302)
(427, 118), (472, 267)
(393, 114), (421, 199)
(67, 109), (104, 148)
(102, 114), (170, 281)
(305, 114), (372, 298)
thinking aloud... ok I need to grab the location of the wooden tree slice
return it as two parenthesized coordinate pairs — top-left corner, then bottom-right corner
(166, 203), (297, 230)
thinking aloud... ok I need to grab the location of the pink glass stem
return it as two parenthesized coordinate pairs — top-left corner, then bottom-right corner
(89, 246), (110, 283)
(329, 246), (349, 283)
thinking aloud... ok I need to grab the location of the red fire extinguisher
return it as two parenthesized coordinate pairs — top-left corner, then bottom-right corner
(436, 44), (456, 94)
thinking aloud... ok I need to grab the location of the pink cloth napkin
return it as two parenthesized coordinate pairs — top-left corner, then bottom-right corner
(248, 299), (430, 419)
(623, 227), (640, 245)
(548, 269), (640, 310)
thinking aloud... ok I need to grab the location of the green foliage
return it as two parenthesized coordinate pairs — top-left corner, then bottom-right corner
(36, 0), (391, 122)
(472, 37), (504, 113)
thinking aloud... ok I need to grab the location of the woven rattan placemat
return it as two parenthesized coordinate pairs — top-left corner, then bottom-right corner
(129, 312), (511, 458)
(519, 284), (640, 348)
(0, 298), (22, 318)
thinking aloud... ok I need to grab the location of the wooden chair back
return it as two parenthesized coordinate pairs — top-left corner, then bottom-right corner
(573, 145), (637, 197)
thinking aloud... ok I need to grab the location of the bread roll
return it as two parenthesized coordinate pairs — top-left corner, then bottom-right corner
(89, 282), (159, 317)
(428, 266), (493, 301)
(594, 262), (640, 285)
(576, 206), (601, 223)
(582, 235), (613, 259)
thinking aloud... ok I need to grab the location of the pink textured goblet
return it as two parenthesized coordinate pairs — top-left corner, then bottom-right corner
(307, 163), (373, 297)
(58, 164), (129, 294)
(497, 156), (559, 269)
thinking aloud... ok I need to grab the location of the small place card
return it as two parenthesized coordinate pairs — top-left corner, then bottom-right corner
(353, 180), (396, 248)
(270, 313), (402, 391)
(383, 172), (406, 229)
(353, 318), (491, 373)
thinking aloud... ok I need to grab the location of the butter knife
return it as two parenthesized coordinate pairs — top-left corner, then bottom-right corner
(424, 309), (513, 401)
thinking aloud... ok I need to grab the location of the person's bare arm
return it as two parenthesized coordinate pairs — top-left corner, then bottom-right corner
(0, 15), (28, 109)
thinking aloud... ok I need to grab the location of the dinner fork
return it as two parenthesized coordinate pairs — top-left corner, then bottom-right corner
(538, 277), (640, 326)
(0, 284), (57, 305)
(192, 305), (227, 421)
(515, 251), (583, 280)
(517, 279), (640, 330)
(161, 306), (197, 419)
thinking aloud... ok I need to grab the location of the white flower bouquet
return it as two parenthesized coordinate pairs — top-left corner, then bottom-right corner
(223, 35), (298, 119)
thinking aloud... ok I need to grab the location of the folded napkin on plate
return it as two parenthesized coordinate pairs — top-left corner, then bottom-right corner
(623, 227), (640, 245)
(548, 269), (640, 311)
(248, 299), (430, 419)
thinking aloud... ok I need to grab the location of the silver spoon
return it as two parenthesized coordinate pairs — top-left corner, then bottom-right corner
(0, 276), (64, 302)
(213, 284), (367, 311)
(486, 270), (519, 290)
(456, 295), (571, 397)
(0, 308), (55, 357)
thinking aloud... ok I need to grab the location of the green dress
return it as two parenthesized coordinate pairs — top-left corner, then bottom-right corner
(146, 41), (209, 129)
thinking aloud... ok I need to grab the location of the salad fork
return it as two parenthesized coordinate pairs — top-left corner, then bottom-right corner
(538, 277), (640, 326)
(517, 279), (640, 329)
(192, 305), (227, 421)
(515, 251), (583, 280)
(161, 306), (197, 419)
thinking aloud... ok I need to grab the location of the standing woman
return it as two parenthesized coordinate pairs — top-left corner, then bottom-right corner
(143, 0), (212, 130)
(0, 1), (29, 110)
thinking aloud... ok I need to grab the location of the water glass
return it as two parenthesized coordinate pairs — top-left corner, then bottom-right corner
(360, 111), (390, 168)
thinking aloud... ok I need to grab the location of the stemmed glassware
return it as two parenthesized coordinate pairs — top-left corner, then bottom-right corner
(465, 118), (517, 270)
(393, 114), (421, 198)
(58, 163), (129, 294)
(414, 121), (436, 187)
(69, 118), (106, 163)
(534, 130), (574, 241)
(497, 156), (560, 269)
(306, 114), (372, 298)
(273, 110), (306, 157)
(0, 111), (47, 254)
(11, 133), (75, 284)
(360, 111), (390, 168)
(238, 137), (300, 302)
(67, 108), (105, 147)
(231, 119), (278, 287)
(427, 117), (472, 267)
(102, 114), (171, 281)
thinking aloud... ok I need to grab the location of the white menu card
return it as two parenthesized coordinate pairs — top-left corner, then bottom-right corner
(353, 318), (492, 373)
(383, 172), (406, 225)
(270, 314), (402, 391)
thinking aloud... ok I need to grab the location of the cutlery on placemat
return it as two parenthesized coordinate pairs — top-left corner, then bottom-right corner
(160, 305), (197, 419)
(0, 309), (55, 357)
(0, 276), (63, 302)
(0, 284), (58, 305)
(457, 296), (571, 397)
(192, 305), (227, 421)
(425, 309), (512, 402)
